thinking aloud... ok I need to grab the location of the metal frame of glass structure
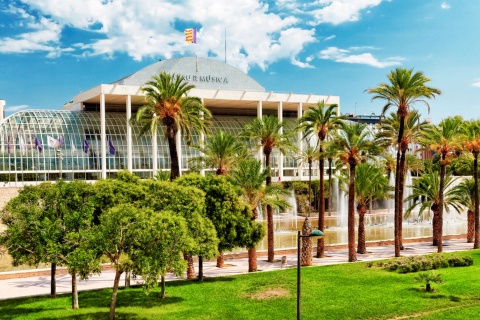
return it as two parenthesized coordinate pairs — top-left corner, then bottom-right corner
(0, 110), (302, 183)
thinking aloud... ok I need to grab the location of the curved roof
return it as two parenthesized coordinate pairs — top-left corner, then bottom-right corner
(112, 57), (265, 92)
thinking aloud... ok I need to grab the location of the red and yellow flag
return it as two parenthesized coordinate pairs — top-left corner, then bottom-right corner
(185, 28), (197, 44)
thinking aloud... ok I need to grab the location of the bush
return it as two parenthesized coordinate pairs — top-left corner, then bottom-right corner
(382, 253), (474, 274)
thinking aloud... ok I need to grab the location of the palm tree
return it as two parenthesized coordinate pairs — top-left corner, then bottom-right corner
(462, 120), (480, 248)
(405, 170), (464, 246)
(324, 142), (338, 216)
(296, 142), (320, 215)
(375, 110), (428, 251)
(367, 68), (441, 257)
(132, 71), (211, 181)
(241, 115), (295, 262)
(419, 117), (463, 252)
(338, 162), (392, 254)
(298, 101), (344, 258)
(451, 178), (477, 243)
(332, 121), (380, 262)
(228, 158), (289, 272)
(190, 130), (246, 175)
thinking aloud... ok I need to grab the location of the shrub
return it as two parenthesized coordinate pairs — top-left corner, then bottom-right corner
(382, 253), (474, 274)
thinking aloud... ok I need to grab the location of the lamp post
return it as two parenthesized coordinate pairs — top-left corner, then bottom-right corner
(297, 229), (324, 320)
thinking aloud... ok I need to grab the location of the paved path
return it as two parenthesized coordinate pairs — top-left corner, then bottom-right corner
(0, 239), (474, 300)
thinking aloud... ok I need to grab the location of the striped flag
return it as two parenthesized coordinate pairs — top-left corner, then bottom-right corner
(19, 136), (26, 156)
(185, 28), (197, 44)
(7, 136), (10, 154)
(58, 136), (64, 147)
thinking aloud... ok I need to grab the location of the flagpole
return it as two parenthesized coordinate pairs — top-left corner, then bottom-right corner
(225, 27), (227, 64)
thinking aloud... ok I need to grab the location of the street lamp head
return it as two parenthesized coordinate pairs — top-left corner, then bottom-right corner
(309, 230), (324, 237)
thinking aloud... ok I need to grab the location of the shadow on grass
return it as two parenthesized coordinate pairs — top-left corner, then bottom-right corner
(37, 312), (147, 320)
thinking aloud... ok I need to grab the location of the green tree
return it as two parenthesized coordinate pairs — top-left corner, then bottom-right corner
(298, 101), (344, 258)
(296, 141), (320, 215)
(405, 170), (464, 247)
(419, 117), (463, 252)
(414, 271), (444, 292)
(228, 158), (288, 271)
(241, 115), (295, 262)
(140, 180), (219, 279)
(450, 177), (477, 243)
(338, 162), (392, 254)
(175, 173), (262, 274)
(367, 68), (441, 257)
(1, 180), (99, 309)
(190, 130), (246, 175)
(333, 121), (381, 262)
(462, 120), (480, 248)
(375, 110), (428, 250)
(132, 71), (211, 181)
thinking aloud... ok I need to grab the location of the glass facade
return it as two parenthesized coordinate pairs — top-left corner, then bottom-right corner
(0, 110), (300, 182)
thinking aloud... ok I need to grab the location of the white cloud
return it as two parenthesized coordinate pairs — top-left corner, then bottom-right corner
(5, 105), (29, 112)
(310, 0), (383, 25)
(324, 35), (336, 41)
(472, 81), (480, 88)
(441, 2), (451, 9)
(0, 0), (385, 72)
(319, 46), (403, 68)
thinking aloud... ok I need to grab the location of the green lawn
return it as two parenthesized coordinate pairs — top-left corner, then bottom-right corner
(2, 251), (480, 320)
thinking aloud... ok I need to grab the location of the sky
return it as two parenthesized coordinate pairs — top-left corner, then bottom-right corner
(0, 0), (479, 123)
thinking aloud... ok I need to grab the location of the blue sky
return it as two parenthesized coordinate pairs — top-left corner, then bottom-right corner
(0, 0), (479, 123)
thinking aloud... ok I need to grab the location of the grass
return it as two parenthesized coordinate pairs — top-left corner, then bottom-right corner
(1, 250), (480, 319)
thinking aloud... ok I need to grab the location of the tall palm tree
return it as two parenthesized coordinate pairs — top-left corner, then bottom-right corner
(419, 117), (463, 252)
(132, 71), (211, 181)
(190, 130), (246, 175)
(375, 110), (428, 251)
(298, 101), (344, 258)
(332, 121), (380, 262)
(241, 115), (295, 262)
(324, 142), (338, 216)
(338, 162), (392, 254)
(297, 142), (320, 215)
(367, 68), (441, 257)
(452, 177), (478, 243)
(405, 170), (464, 246)
(462, 120), (480, 248)
(228, 159), (289, 272)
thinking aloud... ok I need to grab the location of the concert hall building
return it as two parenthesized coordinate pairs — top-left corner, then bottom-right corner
(0, 57), (340, 183)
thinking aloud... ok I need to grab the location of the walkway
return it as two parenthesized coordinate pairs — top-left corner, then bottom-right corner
(0, 238), (474, 300)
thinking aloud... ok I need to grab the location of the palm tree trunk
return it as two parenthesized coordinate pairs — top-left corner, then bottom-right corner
(248, 247), (257, 272)
(348, 162), (357, 262)
(394, 112), (407, 257)
(216, 252), (224, 268)
(109, 269), (122, 320)
(394, 148), (401, 257)
(433, 211), (440, 246)
(317, 155), (325, 258)
(467, 210), (475, 243)
(301, 217), (313, 266)
(184, 253), (195, 279)
(265, 152), (275, 263)
(357, 204), (367, 254)
(328, 158), (333, 216)
(71, 272), (79, 309)
(474, 154), (480, 248)
(437, 162), (446, 253)
(308, 162), (312, 216)
(398, 150), (407, 251)
(166, 125), (180, 180)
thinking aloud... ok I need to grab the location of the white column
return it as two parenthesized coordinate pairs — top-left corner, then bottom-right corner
(100, 92), (107, 179)
(126, 95), (133, 173)
(176, 128), (182, 176)
(297, 102), (303, 180)
(278, 101), (283, 181)
(257, 100), (263, 164)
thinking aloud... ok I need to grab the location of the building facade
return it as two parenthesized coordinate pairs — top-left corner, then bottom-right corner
(0, 57), (340, 184)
